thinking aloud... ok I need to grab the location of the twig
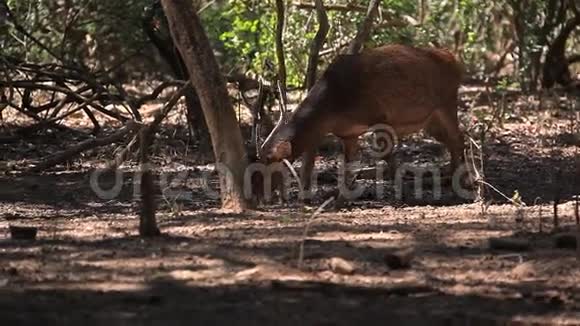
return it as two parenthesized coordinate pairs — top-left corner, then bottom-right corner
(283, 158), (303, 200)
(297, 196), (335, 269)
(477, 180), (525, 207)
(466, 133), (527, 225)
(467, 136), (482, 198)
(197, 0), (217, 14)
(105, 135), (139, 171)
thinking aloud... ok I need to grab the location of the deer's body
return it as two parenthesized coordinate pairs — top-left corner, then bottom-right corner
(260, 44), (465, 194)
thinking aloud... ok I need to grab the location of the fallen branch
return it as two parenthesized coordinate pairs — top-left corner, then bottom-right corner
(28, 120), (142, 173)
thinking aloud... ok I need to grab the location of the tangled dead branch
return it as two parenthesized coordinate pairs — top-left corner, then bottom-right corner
(28, 120), (143, 173)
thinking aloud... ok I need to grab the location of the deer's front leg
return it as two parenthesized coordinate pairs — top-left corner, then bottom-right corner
(300, 149), (316, 200)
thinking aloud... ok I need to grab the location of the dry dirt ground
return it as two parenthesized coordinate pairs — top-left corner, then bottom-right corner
(1, 91), (580, 325)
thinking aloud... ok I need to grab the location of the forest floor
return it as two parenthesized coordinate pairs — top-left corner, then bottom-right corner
(0, 88), (580, 325)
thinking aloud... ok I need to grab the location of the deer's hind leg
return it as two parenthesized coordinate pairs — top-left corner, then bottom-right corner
(333, 137), (362, 208)
(425, 108), (465, 174)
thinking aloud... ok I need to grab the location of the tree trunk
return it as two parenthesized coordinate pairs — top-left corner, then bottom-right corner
(142, 1), (210, 145)
(160, 0), (251, 212)
(542, 14), (580, 89)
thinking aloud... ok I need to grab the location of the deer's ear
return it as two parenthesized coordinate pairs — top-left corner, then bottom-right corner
(273, 141), (292, 160)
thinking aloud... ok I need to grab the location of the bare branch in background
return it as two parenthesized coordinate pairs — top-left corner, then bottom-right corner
(347, 0), (382, 55)
(294, 2), (366, 12)
(275, 0), (287, 87)
(304, 0), (329, 90)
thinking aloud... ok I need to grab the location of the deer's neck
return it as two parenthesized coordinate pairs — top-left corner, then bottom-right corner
(286, 104), (328, 159)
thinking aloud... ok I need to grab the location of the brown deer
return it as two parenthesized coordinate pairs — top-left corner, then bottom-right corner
(258, 44), (465, 200)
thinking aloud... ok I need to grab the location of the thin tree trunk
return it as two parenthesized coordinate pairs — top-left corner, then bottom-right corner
(161, 0), (251, 212)
(275, 0), (287, 87)
(542, 13), (580, 89)
(419, 0), (428, 25)
(139, 127), (160, 237)
(304, 0), (329, 90)
(138, 83), (190, 237)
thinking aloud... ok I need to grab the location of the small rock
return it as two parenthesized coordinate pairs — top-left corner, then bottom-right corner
(328, 257), (355, 275)
(488, 237), (530, 251)
(384, 248), (414, 269)
(554, 233), (577, 249)
(511, 262), (536, 279)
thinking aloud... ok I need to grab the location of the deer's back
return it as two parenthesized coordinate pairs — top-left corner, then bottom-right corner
(316, 44), (463, 137)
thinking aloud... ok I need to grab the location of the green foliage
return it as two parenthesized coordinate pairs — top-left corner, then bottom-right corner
(203, 1), (279, 81)
(2, 0), (150, 68)
(496, 76), (517, 93)
(3, 0), (576, 89)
